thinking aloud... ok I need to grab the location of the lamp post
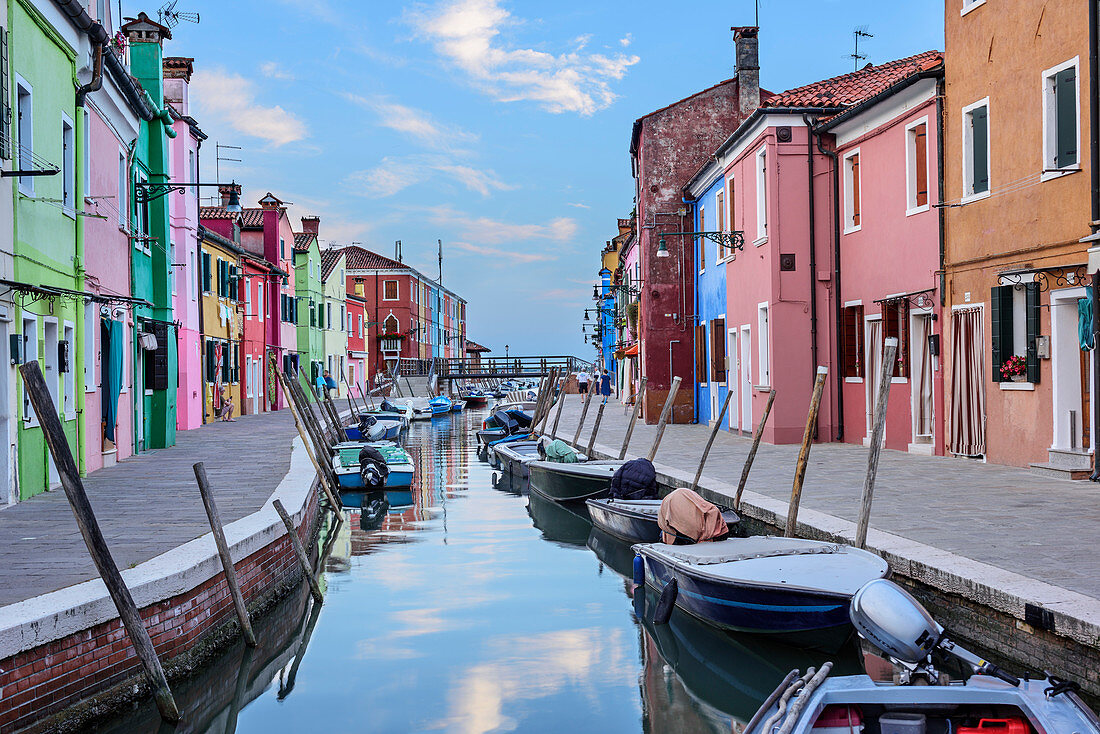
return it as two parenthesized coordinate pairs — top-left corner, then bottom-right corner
(135, 180), (242, 212)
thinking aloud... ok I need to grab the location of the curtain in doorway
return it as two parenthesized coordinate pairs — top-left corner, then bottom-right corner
(101, 318), (123, 443)
(913, 315), (934, 436)
(949, 307), (986, 456)
(865, 319), (883, 433)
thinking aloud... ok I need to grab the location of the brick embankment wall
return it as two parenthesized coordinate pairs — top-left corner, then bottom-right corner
(0, 445), (321, 734)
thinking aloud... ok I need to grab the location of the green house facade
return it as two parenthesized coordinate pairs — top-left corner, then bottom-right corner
(292, 227), (325, 388)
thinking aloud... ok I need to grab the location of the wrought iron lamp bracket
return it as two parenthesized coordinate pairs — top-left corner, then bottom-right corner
(997, 265), (1092, 293)
(661, 230), (746, 259)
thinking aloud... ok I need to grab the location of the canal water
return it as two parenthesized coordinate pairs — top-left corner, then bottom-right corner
(97, 410), (863, 734)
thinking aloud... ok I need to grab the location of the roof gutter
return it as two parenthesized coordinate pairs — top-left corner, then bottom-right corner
(814, 66), (944, 133)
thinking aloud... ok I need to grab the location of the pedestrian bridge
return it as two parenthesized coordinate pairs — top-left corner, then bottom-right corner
(397, 355), (588, 381)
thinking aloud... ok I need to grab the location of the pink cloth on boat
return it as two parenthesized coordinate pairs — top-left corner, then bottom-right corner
(657, 488), (729, 545)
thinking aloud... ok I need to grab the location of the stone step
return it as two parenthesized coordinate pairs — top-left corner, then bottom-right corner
(1028, 462), (1093, 481)
(1047, 448), (1092, 470)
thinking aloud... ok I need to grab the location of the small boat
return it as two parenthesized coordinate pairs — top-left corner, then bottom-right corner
(450, 399), (465, 412)
(461, 389), (490, 407)
(332, 443), (415, 489)
(491, 440), (544, 479)
(586, 498), (739, 544)
(476, 408), (533, 446)
(744, 578), (1100, 734)
(429, 396), (453, 415)
(633, 536), (889, 650)
(527, 460), (625, 503)
(388, 398), (433, 421)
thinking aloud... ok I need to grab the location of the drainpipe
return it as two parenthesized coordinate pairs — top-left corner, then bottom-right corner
(816, 129), (844, 441)
(1090, 0), (1100, 479)
(803, 116), (821, 398)
(76, 44), (103, 108)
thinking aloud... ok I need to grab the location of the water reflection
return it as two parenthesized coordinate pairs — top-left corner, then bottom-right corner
(97, 410), (869, 734)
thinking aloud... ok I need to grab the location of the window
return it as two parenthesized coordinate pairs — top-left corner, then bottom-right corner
(327, 302), (332, 330)
(883, 301), (909, 378)
(61, 114), (74, 212)
(62, 322), (75, 417)
(716, 190), (728, 259)
(118, 150), (127, 227)
(906, 119), (930, 213)
(201, 251), (212, 292)
(190, 249), (197, 301)
(16, 76), (32, 195)
(0, 29), (10, 161)
(962, 99), (990, 198)
(21, 314), (38, 423)
(340, 305), (345, 331)
(1042, 58), (1079, 177)
(280, 237), (285, 260)
(359, 314), (363, 338)
(961, 0), (986, 15)
(188, 149), (195, 193)
(43, 319), (59, 415)
(134, 170), (149, 238)
(757, 303), (770, 386)
(841, 304), (865, 378)
(698, 204), (705, 272)
(711, 318), (727, 382)
(82, 110), (90, 196)
(991, 284), (1040, 383)
(383, 280), (399, 300)
(245, 275), (252, 316)
(843, 150), (861, 231)
(84, 302), (97, 392)
(755, 147), (767, 242)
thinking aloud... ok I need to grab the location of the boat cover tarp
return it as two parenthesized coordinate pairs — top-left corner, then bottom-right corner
(657, 488), (730, 545)
(655, 536), (844, 565)
(609, 458), (658, 500)
(358, 446), (390, 489)
(543, 439), (579, 463)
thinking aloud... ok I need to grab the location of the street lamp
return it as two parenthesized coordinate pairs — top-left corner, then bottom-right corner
(505, 344), (509, 359)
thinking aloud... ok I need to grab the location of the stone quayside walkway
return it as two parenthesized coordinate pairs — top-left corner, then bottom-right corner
(555, 397), (1100, 600)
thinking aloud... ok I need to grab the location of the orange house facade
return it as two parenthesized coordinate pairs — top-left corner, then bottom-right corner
(943, 0), (1095, 474)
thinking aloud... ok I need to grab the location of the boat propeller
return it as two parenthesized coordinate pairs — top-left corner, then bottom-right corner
(850, 579), (1019, 686)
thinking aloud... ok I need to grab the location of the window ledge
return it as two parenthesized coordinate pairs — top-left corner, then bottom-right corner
(62, 207), (76, 221)
(843, 224), (862, 235)
(960, 190), (991, 205)
(845, 376), (864, 383)
(999, 381), (1035, 391)
(754, 384), (772, 392)
(753, 236), (768, 247)
(1041, 166), (1081, 183)
(891, 377), (909, 384)
(960, 0), (986, 15)
(905, 204), (931, 217)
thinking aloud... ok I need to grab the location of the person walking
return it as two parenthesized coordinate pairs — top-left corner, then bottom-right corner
(599, 369), (612, 404)
(324, 369), (338, 397)
(577, 368), (590, 395)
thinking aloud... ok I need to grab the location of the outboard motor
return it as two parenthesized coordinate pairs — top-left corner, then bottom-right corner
(381, 399), (396, 413)
(850, 579), (1020, 686)
(358, 446), (390, 490)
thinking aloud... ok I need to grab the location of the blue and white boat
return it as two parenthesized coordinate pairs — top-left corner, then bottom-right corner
(450, 399), (465, 412)
(332, 443), (415, 489)
(429, 396), (452, 415)
(633, 536), (888, 650)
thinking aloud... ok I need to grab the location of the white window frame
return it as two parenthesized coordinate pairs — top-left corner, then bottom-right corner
(905, 116), (931, 216)
(698, 203), (705, 274)
(756, 302), (770, 387)
(842, 147), (861, 234)
(754, 146), (768, 245)
(42, 316), (60, 419)
(190, 248), (197, 302)
(62, 321), (75, 418)
(169, 238), (176, 296)
(16, 75), (34, 197)
(120, 322), (129, 393)
(118, 148), (128, 228)
(1041, 57), (1081, 182)
(960, 0), (986, 15)
(21, 313), (39, 425)
(961, 97), (991, 203)
(245, 275), (252, 316)
(84, 301), (97, 393)
(82, 110), (90, 200)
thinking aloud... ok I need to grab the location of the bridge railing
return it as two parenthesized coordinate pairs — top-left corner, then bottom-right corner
(437, 355), (588, 378)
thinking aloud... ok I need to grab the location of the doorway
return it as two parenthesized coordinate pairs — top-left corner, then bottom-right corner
(909, 310), (935, 452)
(43, 318), (59, 486)
(864, 316), (883, 445)
(1051, 288), (1089, 452)
(727, 327), (739, 432)
(739, 326), (752, 433)
(0, 315), (11, 504)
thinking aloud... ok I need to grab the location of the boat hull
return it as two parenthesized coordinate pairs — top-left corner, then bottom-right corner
(586, 499), (663, 543)
(527, 460), (622, 503)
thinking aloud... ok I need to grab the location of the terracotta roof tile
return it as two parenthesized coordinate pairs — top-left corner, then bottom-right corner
(465, 340), (491, 353)
(239, 207), (265, 228)
(320, 248), (344, 281)
(762, 50), (942, 112)
(292, 232), (316, 253)
(341, 245), (405, 271)
(199, 206), (234, 220)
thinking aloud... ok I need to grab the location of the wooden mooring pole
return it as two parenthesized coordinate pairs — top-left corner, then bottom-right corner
(689, 388), (734, 493)
(619, 377), (647, 460)
(786, 367), (828, 537)
(18, 361), (180, 723)
(586, 400), (606, 457)
(273, 364), (341, 511)
(536, 369), (560, 435)
(734, 389), (776, 511)
(856, 338), (898, 549)
(192, 462), (257, 647)
(550, 384), (568, 439)
(272, 499), (324, 604)
(571, 384), (595, 447)
(646, 376), (682, 463)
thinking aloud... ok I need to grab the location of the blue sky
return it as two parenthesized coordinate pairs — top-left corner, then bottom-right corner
(147, 0), (943, 357)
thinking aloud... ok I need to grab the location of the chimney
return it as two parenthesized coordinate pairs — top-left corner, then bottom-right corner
(732, 26), (760, 119)
(301, 216), (320, 234)
(219, 183), (241, 207)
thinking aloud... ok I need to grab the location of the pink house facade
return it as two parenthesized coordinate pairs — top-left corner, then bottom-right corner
(164, 57), (205, 431)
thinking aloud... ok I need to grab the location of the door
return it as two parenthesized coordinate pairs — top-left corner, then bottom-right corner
(865, 317), (883, 443)
(948, 306), (986, 456)
(254, 357), (262, 414)
(740, 326), (752, 432)
(0, 318), (11, 504)
(910, 312), (934, 447)
(727, 327), (739, 431)
(43, 319), (59, 486)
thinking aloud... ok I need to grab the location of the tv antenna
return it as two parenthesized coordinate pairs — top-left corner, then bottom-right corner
(851, 26), (873, 70)
(157, 0), (199, 28)
(215, 142), (242, 183)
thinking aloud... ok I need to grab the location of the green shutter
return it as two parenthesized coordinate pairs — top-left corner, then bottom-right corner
(205, 341), (216, 382)
(990, 285), (1013, 381)
(971, 106), (989, 193)
(1026, 283), (1041, 383)
(0, 28), (9, 160)
(1055, 67), (1077, 168)
(201, 252), (211, 292)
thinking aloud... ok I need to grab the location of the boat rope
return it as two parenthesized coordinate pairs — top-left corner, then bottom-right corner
(760, 667), (816, 734)
(776, 661), (833, 734)
(743, 670), (800, 734)
(1045, 676), (1081, 698)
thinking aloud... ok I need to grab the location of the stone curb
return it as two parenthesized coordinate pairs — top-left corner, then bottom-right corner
(0, 434), (316, 661)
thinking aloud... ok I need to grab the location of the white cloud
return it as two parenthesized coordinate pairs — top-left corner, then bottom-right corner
(191, 69), (308, 147)
(259, 61), (295, 81)
(409, 0), (640, 115)
(619, 33), (632, 47)
(345, 155), (512, 198)
(566, 202), (590, 209)
(344, 94), (477, 152)
(422, 205), (577, 244)
(452, 241), (555, 264)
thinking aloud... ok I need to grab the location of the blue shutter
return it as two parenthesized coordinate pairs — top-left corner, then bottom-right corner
(1055, 67), (1077, 168)
(971, 106), (989, 194)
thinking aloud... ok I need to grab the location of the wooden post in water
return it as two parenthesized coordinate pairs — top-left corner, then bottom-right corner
(619, 377), (648, 460)
(734, 389), (776, 511)
(571, 384), (595, 448)
(586, 400), (606, 457)
(193, 462), (257, 647)
(284, 369), (331, 461)
(646, 376), (682, 463)
(273, 367), (342, 510)
(299, 373), (336, 437)
(785, 367), (828, 537)
(689, 389), (734, 492)
(550, 383), (568, 439)
(342, 373), (361, 415)
(856, 338), (897, 549)
(536, 370), (560, 435)
(17, 362), (180, 723)
(323, 391), (348, 443)
(272, 499), (324, 604)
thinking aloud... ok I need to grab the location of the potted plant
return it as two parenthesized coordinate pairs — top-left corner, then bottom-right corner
(1000, 354), (1027, 382)
(627, 301), (639, 332)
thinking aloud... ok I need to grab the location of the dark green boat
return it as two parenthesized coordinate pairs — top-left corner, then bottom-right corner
(526, 459), (626, 503)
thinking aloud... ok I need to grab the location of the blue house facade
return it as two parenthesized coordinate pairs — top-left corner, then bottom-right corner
(598, 268), (617, 375)
(689, 165), (729, 426)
